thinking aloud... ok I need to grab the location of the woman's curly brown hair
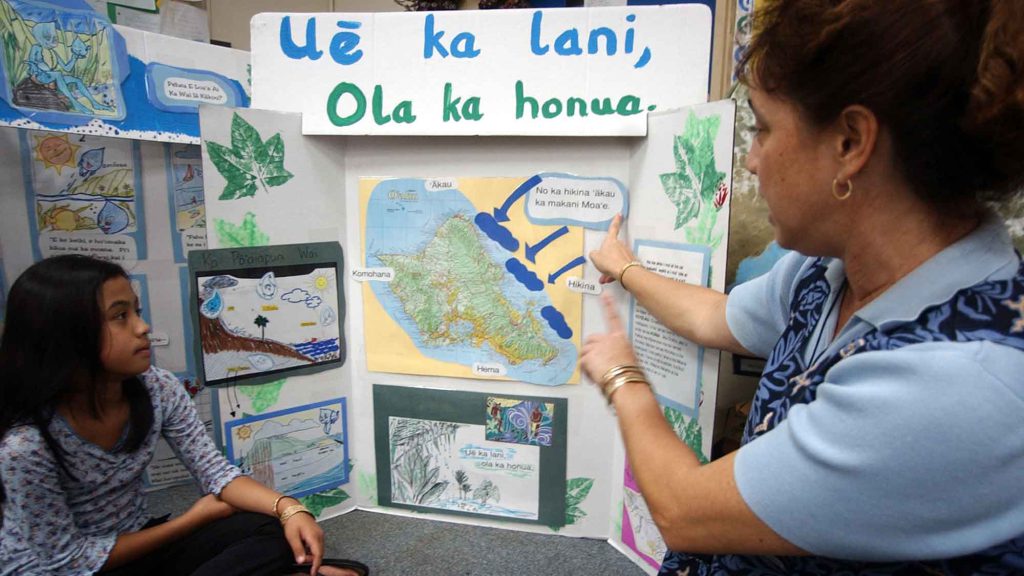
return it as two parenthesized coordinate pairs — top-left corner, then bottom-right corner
(738, 0), (1024, 209)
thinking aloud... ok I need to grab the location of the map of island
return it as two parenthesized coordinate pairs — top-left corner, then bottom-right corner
(361, 177), (582, 385)
(377, 214), (558, 366)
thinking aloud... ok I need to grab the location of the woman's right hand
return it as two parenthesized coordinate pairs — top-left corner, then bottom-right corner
(589, 214), (637, 284)
(579, 293), (642, 387)
(185, 493), (237, 525)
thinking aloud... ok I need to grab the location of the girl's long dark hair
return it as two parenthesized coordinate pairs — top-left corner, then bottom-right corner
(0, 255), (153, 502)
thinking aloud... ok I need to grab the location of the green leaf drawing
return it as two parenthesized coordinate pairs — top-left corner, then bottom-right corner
(660, 111), (726, 247)
(663, 405), (709, 464)
(214, 212), (270, 247)
(552, 477), (595, 532)
(300, 488), (350, 517)
(565, 477), (594, 508)
(206, 112), (294, 200)
(356, 471), (378, 506)
(236, 379), (285, 413)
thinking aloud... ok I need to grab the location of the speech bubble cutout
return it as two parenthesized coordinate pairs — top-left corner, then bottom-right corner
(164, 78), (229, 105)
(524, 172), (628, 230)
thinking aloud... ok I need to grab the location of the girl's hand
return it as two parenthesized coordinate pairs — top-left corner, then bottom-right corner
(184, 494), (236, 525)
(580, 293), (640, 387)
(283, 511), (325, 576)
(589, 214), (637, 284)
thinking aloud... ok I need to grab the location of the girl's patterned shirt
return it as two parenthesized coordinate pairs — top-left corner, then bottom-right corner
(0, 367), (241, 576)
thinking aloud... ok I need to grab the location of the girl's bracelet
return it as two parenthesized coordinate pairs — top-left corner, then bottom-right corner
(272, 494), (288, 516)
(278, 504), (314, 525)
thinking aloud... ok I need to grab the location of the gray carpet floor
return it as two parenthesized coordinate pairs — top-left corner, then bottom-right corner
(147, 484), (648, 575)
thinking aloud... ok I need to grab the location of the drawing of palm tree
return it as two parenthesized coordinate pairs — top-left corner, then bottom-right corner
(454, 469), (472, 500)
(472, 479), (500, 506)
(253, 314), (269, 340)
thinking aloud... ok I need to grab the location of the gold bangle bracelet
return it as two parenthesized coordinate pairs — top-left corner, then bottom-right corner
(600, 364), (642, 387)
(278, 504), (313, 525)
(272, 494), (288, 516)
(604, 375), (649, 405)
(601, 370), (644, 396)
(618, 261), (643, 291)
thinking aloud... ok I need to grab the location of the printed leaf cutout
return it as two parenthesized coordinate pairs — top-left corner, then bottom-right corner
(300, 488), (350, 517)
(552, 477), (595, 530)
(663, 405), (708, 464)
(207, 112), (294, 200)
(660, 112), (725, 238)
(214, 212), (270, 247)
(565, 477), (594, 508)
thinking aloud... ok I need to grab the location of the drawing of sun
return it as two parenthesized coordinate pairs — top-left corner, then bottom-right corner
(309, 270), (334, 294)
(33, 133), (79, 175)
(236, 425), (253, 440)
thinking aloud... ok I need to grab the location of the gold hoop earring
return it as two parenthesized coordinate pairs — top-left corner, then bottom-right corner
(832, 178), (853, 201)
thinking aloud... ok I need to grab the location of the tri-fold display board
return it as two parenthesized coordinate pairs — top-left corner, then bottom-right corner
(0, 3), (732, 573)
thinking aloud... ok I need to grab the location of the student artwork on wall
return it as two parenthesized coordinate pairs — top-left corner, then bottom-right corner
(0, 0), (126, 123)
(225, 397), (349, 499)
(359, 176), (583, 386)
(374, 385), (568, 526)
(188, 242), (346, 387)
(165, 142), (205, 263)
(0, 0), (249, 142)
(19, 129), (145, 266)
(620, 403), (708, 568)
(622, 474), (666, 568)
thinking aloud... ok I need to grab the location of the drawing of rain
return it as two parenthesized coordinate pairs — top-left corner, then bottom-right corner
(29, 131), (138, 235)
(1, 0), (125, 119)
(227, 400), (347, 498)
(485, 397), (554, 447)
(388, 416), (540, 520)
(197, 265), (342, 385)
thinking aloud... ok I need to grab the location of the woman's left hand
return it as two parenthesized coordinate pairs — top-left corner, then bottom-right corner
(580, 293), (640, 390)
(283, 511), (325, 576)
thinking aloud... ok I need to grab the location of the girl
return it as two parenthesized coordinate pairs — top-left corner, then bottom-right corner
(0, 255), (366, 576)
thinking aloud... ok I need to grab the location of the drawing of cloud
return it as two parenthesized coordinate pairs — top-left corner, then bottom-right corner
(505, 258), (544, 292)
(281, 288), (311, 303)
(541, 305), (573, 339)
(474, 212), (519, 252)
(202, 275), (238, 291)
(305, 295), (322, 308)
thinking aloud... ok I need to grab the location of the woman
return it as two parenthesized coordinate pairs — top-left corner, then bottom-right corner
(582, 0), (1024, 574)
